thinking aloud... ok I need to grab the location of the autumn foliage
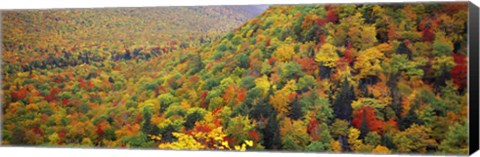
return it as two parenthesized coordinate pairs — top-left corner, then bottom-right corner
(1, 2), (469, 155)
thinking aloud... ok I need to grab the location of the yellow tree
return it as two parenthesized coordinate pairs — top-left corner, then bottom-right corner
(254, 75), (271, 98)
(158, 127), (254, 151)
(315, 43), (339, 68)
(348, 128), (363, 152)
(270, 80), (297, 116)
(372, 145), (392, 154)
(354, 47), (384, 79)
(392, 124), (437, 153)
(280, 117), (310, 150)
(273, 44), (295, 62)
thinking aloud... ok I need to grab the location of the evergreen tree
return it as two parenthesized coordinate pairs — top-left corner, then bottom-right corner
(399, 106), (424, 131)
(333, 77), (355, 121)
(250, 101), (282, 149)
(359, 108), (370, 139)
(288, 97), (303, 120)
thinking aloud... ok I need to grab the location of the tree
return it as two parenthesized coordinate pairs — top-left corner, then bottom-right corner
(349, 25), (377, 50)
(395, 41), (412, 59)
(433, 40), (453, 56)
(330, 119), (349, 139)
(270, 80), (297, 116)
(297, 58), (318, 76)
(141, 106), (159, 136)
(422, 28), (435, 42)
(280, 62), (304, 80)
(333, 77), (355, 121)
(188, 54), (204, 75)
(254, 75), (271, 98)
(297, 75), (316, 92)
(249, 101), (281, 149)
(393, 124), (437, 153)
(234, 53), (249, 69)
(372, 145), (392, 154)
(331, 140), (342, 152)
(185, 108), (207, 130)
(354, 47), (384, 79)
(158, 126), (254, 151)
(348, 128), (363, 152)
(280, 117), (310, 150)
(352, 106), (385, 135)
(399, 107), (424, 131)
(439, 121), (468, 154)
(432, 55), (455, 92)
(273, 44), (295, 62)
(226, 115), (257, 145)
(314, 43), (339, 68)
(450, 53), (467, 90)
(288, 98), (303, 120)
(364, 132), (381, 146)
(326, 9), (339, 23)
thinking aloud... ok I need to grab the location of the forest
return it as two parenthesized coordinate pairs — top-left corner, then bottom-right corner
(1, 2), (469, 155)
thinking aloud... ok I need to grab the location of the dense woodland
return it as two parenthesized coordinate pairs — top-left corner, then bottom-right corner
(1, 3), (469, 155)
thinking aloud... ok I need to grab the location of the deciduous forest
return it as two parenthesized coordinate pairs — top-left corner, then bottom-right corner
(1, 3), (469, 155)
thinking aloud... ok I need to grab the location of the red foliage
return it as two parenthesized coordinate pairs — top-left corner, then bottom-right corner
(343, 48), (354, 63)
(58, 131), (66, 139)
(385, 118), (398, 129)
(200, 90), (209, 109)
(32, 126), (44, 136)
(87, 81), (95, 88)
(451, 53), (467, 89)
(237, 91), (246, 102)
(326, 10), (338, 23)
(223, 136), (237, 147)
(307, 116), (320, 140)
(212, 107), (223, 116)
(422, 28), (435, 42)
(288, 92), (297, 101)
(387, 27), (398, 41)
(352, 106), (385, 134)
(96, 126), (105, 136)
(297, 58), (318, 75)
(11, 87), (28, 101)
(194, 124), (212, 133)
(316, 18), (327, 27)
(319, 34), (327, 44)
(62, 98), (69, 106)
(162, 47), (168, 53)
(44, 95), (54, 102)
(268, 57), (276, 65)
(248, 130), (260, 142)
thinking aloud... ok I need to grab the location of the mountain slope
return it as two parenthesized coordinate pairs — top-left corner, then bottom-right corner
(1, 2), (469, 154)
(1, 6), (265, 73)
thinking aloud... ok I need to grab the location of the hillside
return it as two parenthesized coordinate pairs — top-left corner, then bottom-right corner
(1, 2), (469, 155)
(1, 6), (264, 73)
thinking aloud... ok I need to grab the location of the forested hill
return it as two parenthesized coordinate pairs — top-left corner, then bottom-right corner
(1, 6), (266, 73)
(129, 3), (468, 153)
(2, 3), (469, 155)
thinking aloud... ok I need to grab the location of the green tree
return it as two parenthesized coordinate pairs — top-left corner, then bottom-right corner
(439, 121), (468, 154)
(393, 124), (437, 153)
(333, 77), (355, 121)
(330, 119), (349, 139)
